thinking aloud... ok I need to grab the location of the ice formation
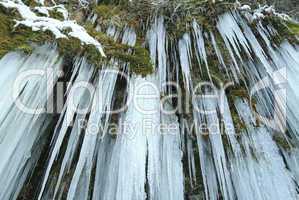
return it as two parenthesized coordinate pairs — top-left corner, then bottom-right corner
(0, 45), (62, 199)
(0, 0), (298, 200)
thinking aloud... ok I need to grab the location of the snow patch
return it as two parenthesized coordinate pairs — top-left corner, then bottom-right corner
(239, 4), (292, 21)
(0, 0), (105, 57)
(34, 5), (69, 20)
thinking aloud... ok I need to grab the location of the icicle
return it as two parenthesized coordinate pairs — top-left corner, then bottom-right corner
(210, 32), (229, 77)
(192, 21), (211, 80)
(219, 89), (241, 154)
(186, 134), (196, 188)
(67, 67), (118, 200)
(92, 135), (115, 200)
(178, 33), (193, 92)
(102, 75), (160, 200)
(193, 90), (235, 200)
(180, 118), (195, 189)
(38, 57), (95, 200)
(2, 4), (299, 200)
(147, 16), (168, 93)
(278, 43), (299, 139)
(216, 11), (253, 81)
(159, 103), (184, 200)
(0, 45), (62, 200)
(39, 25), (132, 200)
(236, 12), (274, 74)
(230, 98), (298, 200)
(282, 148), (299, 184)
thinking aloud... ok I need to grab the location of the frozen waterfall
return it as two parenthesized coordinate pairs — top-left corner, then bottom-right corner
(0, 1), (299, 200)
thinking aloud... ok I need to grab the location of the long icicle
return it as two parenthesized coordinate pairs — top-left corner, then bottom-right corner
(0, 45), (62, 200)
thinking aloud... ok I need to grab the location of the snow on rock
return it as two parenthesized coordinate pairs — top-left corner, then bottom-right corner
(0, 0), (106, 57)
(35, 0), (44, 5)
(239, 4), (292, 21)
(253, 12), (265, 20)
(34, 6), (49, 15)
(239, 5), (251, 11)
(34, 5), (69, 20)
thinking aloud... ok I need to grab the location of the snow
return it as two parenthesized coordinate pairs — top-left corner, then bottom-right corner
(35, 0), (44, 5)
(0, 0), (105, 57)
(34, 5), (69, 20)
(239, 5), (251, 11)
(238, 3), (293, 21)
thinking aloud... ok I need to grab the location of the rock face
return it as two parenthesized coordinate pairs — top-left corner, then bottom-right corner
(268, 0), (299, 20)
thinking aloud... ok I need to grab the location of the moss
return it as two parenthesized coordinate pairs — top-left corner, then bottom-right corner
(195, 15), (214, 30)
(56, 23), (153, 75)
(94, 5), (122, 19)
(286, 21), (299, 36)
(263, 16), (299, 45)
(232, 115), (246, 134)
(56, 37), (83, 57)
(165, 1), (230, 38)
(0, 9), (52, 57)
(23, 0), (38, 7)
(94, 5), (121, 27)
(273, 134), (292, 150)
(94, 0), (235, 39)
(226, 88), (253, 133)
(48, 10), (65, 21)
(207, 58), (227, 83)
(167, 18), (192, 39)
(85, 25), (153, 75)
(207, 46), (228, 82)
(0, 3), (153, 76)
(93, 4), (137, 28)
(16, 44), (34, 54)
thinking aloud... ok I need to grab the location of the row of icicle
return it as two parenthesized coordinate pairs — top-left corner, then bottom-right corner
(0, 6), (299, 200)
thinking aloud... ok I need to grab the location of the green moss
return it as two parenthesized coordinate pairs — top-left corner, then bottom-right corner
(23, 0), (38, 7)
(94, 0), (235, 39)
(167, 18), (192, 39)
(0, 3), (153, 76)
(56, 37), (83, 58)
(226, 88), (253, 133)
(94, 5), (121, 27)
(263, 16), (299, 45)
(93, 5), (135, 28)
(286, 21), (299, 36)
(15, 44), (34, 54)
(273, 134), (292, 150)
(0, 8), (52, 57)
(56, 23), (153, 76)
(49, 10), (65, 21)
(232, 114), (246, 134)
(94, 5), (121, 18)
(85, 25), (153, 75)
